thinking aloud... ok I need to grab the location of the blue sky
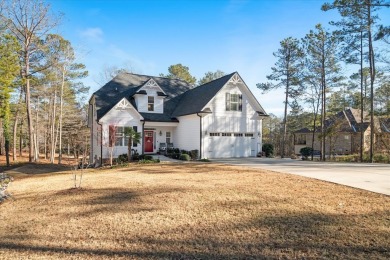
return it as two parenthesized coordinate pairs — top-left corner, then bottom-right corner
(47, 0), (388, 116)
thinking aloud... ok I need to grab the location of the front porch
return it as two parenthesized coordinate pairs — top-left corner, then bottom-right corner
(142, 121), (178, 154)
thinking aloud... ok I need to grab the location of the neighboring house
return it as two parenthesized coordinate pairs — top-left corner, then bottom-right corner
(294, 108), (372, 155)
(88, 72), (267, 164)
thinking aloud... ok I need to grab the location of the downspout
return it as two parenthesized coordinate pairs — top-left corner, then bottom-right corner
(89, 104), (93, 164)
(97, 121), (103, 166)
(196, 113), (202, 159)
(142, 121), (145, 154)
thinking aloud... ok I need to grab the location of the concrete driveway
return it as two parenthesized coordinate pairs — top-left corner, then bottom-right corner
(212, 157), (390, 196)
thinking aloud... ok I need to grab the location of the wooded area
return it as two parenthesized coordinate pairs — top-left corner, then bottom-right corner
(258, 0), (390, 162)
(0, 0), (89, 166)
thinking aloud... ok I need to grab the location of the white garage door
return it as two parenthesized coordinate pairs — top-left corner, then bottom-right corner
(206, 133), (256, 158)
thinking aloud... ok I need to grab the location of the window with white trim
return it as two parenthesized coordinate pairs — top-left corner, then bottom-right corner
(226, 93), (242, 111)
(148, 96), (154, 111)
(166, 132), (171, 144)
(114, 127), (131, 146)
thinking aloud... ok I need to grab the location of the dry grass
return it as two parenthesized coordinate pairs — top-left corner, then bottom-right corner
(1, 163), (389, 259)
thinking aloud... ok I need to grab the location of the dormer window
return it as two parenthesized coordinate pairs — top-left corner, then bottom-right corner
(148, 96), (154, 111)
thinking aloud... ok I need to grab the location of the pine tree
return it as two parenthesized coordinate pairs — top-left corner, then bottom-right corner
(0, 34), (20, 166)
(257, 37), (304, 158)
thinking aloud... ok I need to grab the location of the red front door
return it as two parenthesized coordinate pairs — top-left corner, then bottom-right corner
(144, 131), (154, 153)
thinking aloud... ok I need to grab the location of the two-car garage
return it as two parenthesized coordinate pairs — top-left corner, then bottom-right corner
(204, 132), (258, 158)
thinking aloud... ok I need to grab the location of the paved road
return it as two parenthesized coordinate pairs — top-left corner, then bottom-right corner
(213, 158), (390, 196)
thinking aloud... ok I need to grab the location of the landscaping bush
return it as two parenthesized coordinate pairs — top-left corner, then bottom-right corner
(373, 153), (389, 163)
(334, 155), (356, 162)
(190, 150), (199, 160)
(179, 154), (191, 161)
(262, 143), (274, 157)
(138, 159), (160, 164)
(117, 154), (128, 163)
(174, 148), (180, 153)
(181, 150), (188, 155)
(172, 153), (181, 159)
(144, 155), (153, 160)
(300, 147), (313, 160)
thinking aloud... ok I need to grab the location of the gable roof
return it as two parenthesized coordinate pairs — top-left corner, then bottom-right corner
(92, 71), (267, 122)
(295, 108), (372, 134)
(171, 72), (235, 117)
(93, 73), (192, 121)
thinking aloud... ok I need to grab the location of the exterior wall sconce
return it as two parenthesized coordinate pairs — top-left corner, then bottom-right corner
(159, 130), (162, 136)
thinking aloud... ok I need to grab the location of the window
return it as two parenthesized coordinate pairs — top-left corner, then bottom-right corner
(295, 134), (306, 145)
(226, 93), (242, 111)
(148, 96), (154, 111)
(166, 131), (171, 144)
(109, 126), (134, 147)
(222, 133), (232, 137)
(245, 133), (254, 137)
(210, 133), (220, 136)
(234, 133), (243, 137)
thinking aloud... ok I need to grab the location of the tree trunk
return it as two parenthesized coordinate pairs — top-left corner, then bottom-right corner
(34, 97), (39, 162)
(367, 3), (375, 163)
(360, 30), (364, 162)
(13, 114), (18, 161)
(25, 50), (34, 162)
(50, 91), (57, 163)
(58, 70), (65, 164)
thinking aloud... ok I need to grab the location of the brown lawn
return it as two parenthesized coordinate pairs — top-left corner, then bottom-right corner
(1, 162), (389, 259)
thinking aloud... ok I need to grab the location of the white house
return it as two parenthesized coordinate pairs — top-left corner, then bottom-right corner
(88, 72), (267, 164)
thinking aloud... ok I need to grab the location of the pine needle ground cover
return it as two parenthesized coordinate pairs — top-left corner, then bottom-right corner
(1, 163), (389, 259)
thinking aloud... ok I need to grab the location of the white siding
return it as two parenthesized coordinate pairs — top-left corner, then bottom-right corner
(174, 114), (200, 151)
(202, 82), (262, 158)
(99, 104), (143, 159)
(134, 89), (164, 113)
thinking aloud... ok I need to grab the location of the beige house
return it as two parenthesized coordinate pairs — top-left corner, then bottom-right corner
(294, 108), (373, 155)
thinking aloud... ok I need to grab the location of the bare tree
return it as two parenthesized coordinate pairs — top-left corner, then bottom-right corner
(0, 0), (62, 162)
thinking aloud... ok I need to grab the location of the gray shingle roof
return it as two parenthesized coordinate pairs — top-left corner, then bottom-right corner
(171, 72), (235, 117)
(294, 108), (372, 134)
(93, 71), (267, 122)
(94, 73), (192, 121)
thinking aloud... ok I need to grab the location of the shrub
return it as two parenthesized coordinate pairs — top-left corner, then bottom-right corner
(138, 159), (160, 164)
(0, 173), (13, 202)
(181, 150), (188, 155)
(300, 147), (313, 160)
(262, 143), (274, 157)
(199, 158), (210, 162)
(179, 154), (191, 161)
(144, 155), (153, 160)
(172, 153), (181, 159)
(174, 148), (180, 153)
(117, 153), (128, 163)
(373, 153), (389, 163)
(190, 150), (199, 160)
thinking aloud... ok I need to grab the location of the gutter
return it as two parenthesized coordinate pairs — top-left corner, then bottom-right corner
(142, 121), (145, 154)
(196, 113), (202, 159)
(97, 121), (103, 166)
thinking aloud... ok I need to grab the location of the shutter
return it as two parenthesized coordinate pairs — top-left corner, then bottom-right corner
(226, 93), (231, 111)
(109, 125), (114, 147)
(133, 126), (138, 147)
(239, 95), (242, 111)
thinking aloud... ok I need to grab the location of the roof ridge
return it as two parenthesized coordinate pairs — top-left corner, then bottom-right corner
(121, 72), (191, 85)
